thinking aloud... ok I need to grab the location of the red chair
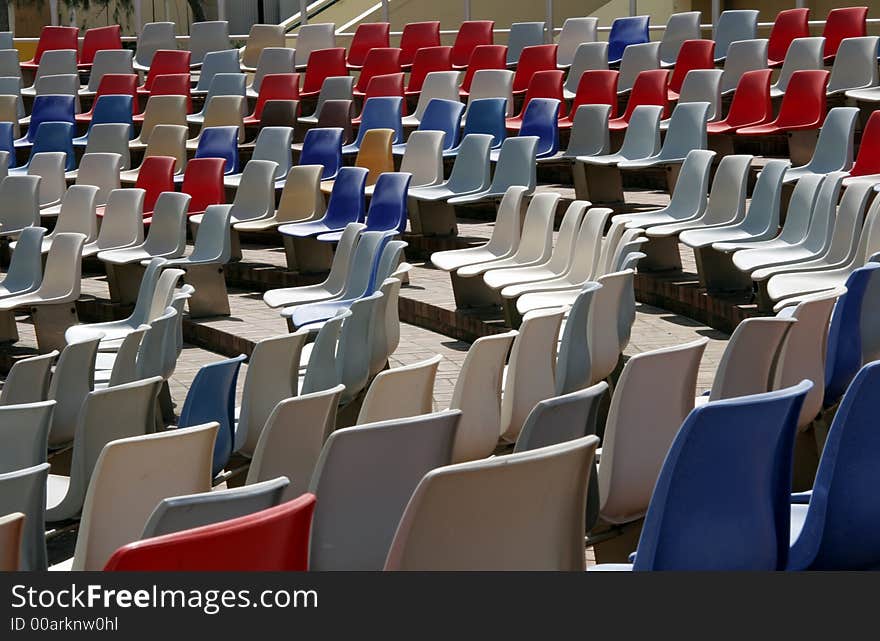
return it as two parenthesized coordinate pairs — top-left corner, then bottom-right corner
(21, 26), (79, 71)
(459, 44), (507, 96)
(78, 25), (123, 68)
(135, 155), (177, 216)
(822, 6), (868, 61)
(767, 8), (811, 66)
(505, 69), (565, 131)
(103, 494), (316, 571)
(352, 73), (406, 123)
(559, 70), (619, 128)
(511, 44), (558, 94)
(847, 110), (880, 179)
(178, 157), (226, 220)
(76, 74), (138, 124)
(706, 69), (773, 135)
(347, 22), (391, 69)
(244, 73), (300, 125)
(134, 74), (192, 122)
(137, 50), (192, 96)
(608, 69), (669, 132)
(399, 21), (441, 68)
(353, 48), (402, 95)
(667, 39), (715, 99)
(301, 48), (349, 98)
(737, 69), (830, 135)
(405, 46), (453, 95)
(451, 20), (495, 68)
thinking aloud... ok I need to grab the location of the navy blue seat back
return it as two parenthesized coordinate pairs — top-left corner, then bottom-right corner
(519, 97), (560, 157)
(323, 166), (369, 228)
(823, 264), (880, 408)
(608, 15), (651, 63)
(0, 121), (15, 167)
(419, 98), (465, 150)
(462, 98), (507, 148)
(354, 96), (404, 145)
(789, 361), (880, 570)
(26, 94), (76, 143)
(632, 380), (811, 571)
(300, 127), (343, 180)
(30, 121), (76, 171)
(195, 125), (240, 174)
(364, 171), (411, 234)
(88, 94), (134, 138)
(178, 354), (247, 477)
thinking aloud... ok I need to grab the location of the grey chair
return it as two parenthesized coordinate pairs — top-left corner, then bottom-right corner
(0, 463), (50, 570)
(0, 350), (56, 406)
(0, 400), (54, 472)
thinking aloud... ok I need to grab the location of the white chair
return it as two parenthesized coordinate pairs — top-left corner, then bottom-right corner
(394, 130), (443, 189)
(784, 107), (858, 183)
(81, 188), (144, 258)
(186, 95), (246, 147)
(121, 124), (188, 182)
(0, 175), (40, 237)
(713, 9), (758, 61)
(617, 42), (661, 93)
(128, 96), (188, 152)
(618, 101), (709, 172)
(133, 22), (176, 72)
(720, 38), (769, 94)
(224, 127), (292, 188)
(64, 151), (124, 206)
(662, 69), (723, 124)
(659, 11), (702, 66)
(0, 48), (21, 81)
(0, 346), (55, 406)
(551, 104), (611, 160)
(826, 36), (879, 95)
(562, 42), (608, 99)
(464, 69), (514, 117)
(18, 152), (67, 211)
(23, 74), (80, 119)
(447, 136), (538, 205)
(0, 464), (50, 570)
(188, 20), (232, 67)
(402, 71), (461, 127)
(247, 47), (295, 97)
(770, 37), (825, 98)
(21, 49), (77, 96)
(235, 165), (325, 233)
(0, 75), (24, 119)
(193, 49), (243, 95)
(556, 17), (598, 68)
(81, 49), (134, 94)
(33, 184), (98, 253)
(295, 23), (336, 69)
(44, 337), (100, 448)
(356, 355), (441, 425)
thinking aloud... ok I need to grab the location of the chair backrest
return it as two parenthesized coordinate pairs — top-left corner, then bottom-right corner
(608, 15), (650, 62)
(617, 69), (668, 123)
(617, 104), (663, 159)
(487, 136), (538, 194)
(140, 50), (191, 92)
(308, 410), (460, 570)
(659, 11), (702, 65)
(850, 110), (880, 177)
(417, 98), (464, 151)
(300, 127), (343, 180)
(50, 183), (98, 242)
(86, 49), (133, 92)
(775, 36), (825, 93)
(406, 46), (453, 94)
(385, 435), (599, 570)
(0, 175), (40, 233)
(0, 399), (54, 472)
(462, 95), (508, 146)
(452, 20), (494, 67)
(506, 21), (546, 65)
(633, 381), (810, 570)
(564, 43), (610, 96)
(519, 97), (560, 157)
(721, 39), (769, 94)
(768, 8), (810, 64)
(400, 130), (444, 186)
(0, 463), (49, 570)
(334, 292), (385, 403)
(294, 23), (336, 68)
(300, 309), (351, 395)
(141, 124), (187, 173)
(323, 165), (368, 228)
(828, 35), (879, 94)
(134, 155), (176, 212)
(348, 22), (390, 67)
(199, 94), (245, 142)
(276, 164), (325, 224)
(31, 48), (77, 84)
(654, 101), (709, 160)
(357, 355), (441, 425)
(354, 128), (394, 186)
(617, 41), (661, 92)
(135, 22), (176, 68)
(189, 20), (231, 65)
(399, 21), (441, 66)
(251, 48), (296, 93)
(0, 347), (55, 407)
(194, 49), (241, 92)
(77, 150), (123, 203)
(229, 159), (277, 222)
(598, 339), (708, 525)
(443, 132), (493, 194)
(141, 193), (188, 256)
(137, 94), (187, 144)
(822, 6), (868, 59)
(556, 17), (598, 67)
(460, 44), (507, 93)
(364, 172), (411, 234)
(241, 23), (285, 69)
(515, 382), (607, 453)
(713, 9), (759, 60)
(27, 94), (76, 139)
(302, 49), (349, 96)
(354, 48), (402, 94)
(736, 157), (786, 234)
(95, 187), (144, 249)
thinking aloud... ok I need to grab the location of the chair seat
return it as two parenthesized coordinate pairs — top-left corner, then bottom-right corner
(607, 118), (631, 132)
(278, 221), (340, 238)
(46, 474), (70, 514)
(789, 503), (810, 547)
(263, 285), (338, 309)
(284, 298), (356, 325)
(738, 122), (819, 135)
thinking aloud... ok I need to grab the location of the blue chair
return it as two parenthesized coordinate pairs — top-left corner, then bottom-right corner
(394, 99), (465, 155)
(15, 94), (76, 147)
(192, 125), (240, 175)
(788, 361), (880, 570)
(349, 171), (410, 235)
(177, 354), (247, 478)
(517, 97), (560, 159)
(594, 381), (811, 571)
(17, 122), (76, 172)
(607, 15), (651, 64)
(445, 98), (507, 157)
(279, 166), (368, 238)
(343, 97), (404, 154)
(823, 264), (880, 408)
(0, 122), (16, 168)
(299, 127), (343, 180)
(72, 94), (134, 146)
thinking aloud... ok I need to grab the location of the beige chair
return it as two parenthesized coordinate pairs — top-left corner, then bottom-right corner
(45, 337), (100, 448)
(384, 435), (599, 570)
(356, 355), (441, 425)
(129, 95), (188, 151)
(235, 331), (310, 455)
(46, 376), (164, 522)
(234, 165), (325, 232)
(246, 384), (345, 500)
(121, 124), (188, 182)
(597, 339), (707, 526)
(446, 331), (517, 462)
(499, 308), (565, 443)
(0, 512), (25, 571)
(186, 95), (246, 149)
(0, 95), (21, 137)
(308, 410), (461, 570)
(66, 422), (217, 570)
(240, 24), (285, 71)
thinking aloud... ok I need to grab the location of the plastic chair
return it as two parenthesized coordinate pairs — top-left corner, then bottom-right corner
(768, 8), (811, 66)
(608, 69), (668, 131)
(73, 95), (133, 147)
(558, 104), (611, 158)
(513, 98), (560, 159)
(281, 166), (367, 240)
(353, 48), (402, 97)
(187, 95), (245, 148)
(98, 194), (188, 264)
(827, 36), (879, 95)
(133, 22), (176, 72)
(608, 15), (650, 63)
(397, 130), (444, 188)
(244, 73), (299, 124)
(240, 23), (285, 70)
(347, 22), (390, 69)
(82, 188), (144, 257)
(186, 74), (247, 126)
(251, 98), (299, 131)
(188, 21), (231, 66)
(133, 73), (191, 122)
(784, 107), (858, 182)
(192, 49), (241, 94)
(137, 50), (192, 95)
(464, 69), (514, 118)
(130, 95), (188, 150)
(399, 21), (441, 67)
(236, 165), (325, 232)
(122, 124), (187, 183)
(21, 26), (78, 71)
(505, 69), (565, 131)
(713, 9), (759, 61)
(769, 37), (825, 98)
(455, 96), (507, 152)
(721, 38), (769, 95)
(404, 71), (461, 126)
(618, 101), (708, 171)
(617, 42), (661, 93)
(452, 20), (494, 68)
(448, 136), (538, 203)
(845, 110), (880, 181)
(0, 176), (39, 236)
(561, 70), (618, 128)
(230, 126), (291, 187)
(15, 95), (75, 147)
(77, 74), (138, 126)
(398, 98), (463, 155)
(506, 22), (546, 66)
(352, 72), (406, 122)
(822, 6), (868, 61)
(343, 96), (403, 153)
(405, 46), (453, 96)
(321, 171), (410, 239)
(659, 11), (702, 66)
(0, 512), (24, 571)
(308, 411), (460, 570)
(666, 68), (723, 122)
(300, 127), (343, 180)
(511, 44), (557, 95)
(556, 17), (598, 68)
(132, 155), (175, 215)
(19, 123), (75, 172)
(707, 68), (773, 134)
(191, 125), (239, 175)
(294, 23), (336, 69)
(0, 344), (54, 406)
(459, 45), (507, 95)
(738, 70), (829, 135)
(300, 75), (354, 125)
(562, 42), (609, 98)
(22, 49), (77, 99)
(356, 355), (440, 424)
(81, 50), (134, 97)
(667, 39), (715, 98)
(301, 48), (348, 97)
(0, 464), (50, 570)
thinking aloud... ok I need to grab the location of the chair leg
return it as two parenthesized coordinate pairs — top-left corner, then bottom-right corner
(787, 130), (820, 167)
(282, 235), (297, 271)
(638, 236), (683, 272)
(572, 161), (589, 200)
(450, 271), (502, 309)
(31, 303), (79, 353)
(0, 309), (19, 343)
(694, 246), (753, 292)
(415, 201), (459, 237)
(664, 163), (682, 194)
(106, 262), (146, 305)
(291, 236), (334, 273)
(502, 297), (524, 328)
(183, 264), (231, 318)
(157, 381), (175, 424)
(581, 164), (625, 204)
(230, 229), (243, 262)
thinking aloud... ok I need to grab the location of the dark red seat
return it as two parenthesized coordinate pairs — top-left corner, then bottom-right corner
(706, 69), (773, 135)
(608, 69), (669, 131)
(459, 45), (508, 96)
(511, 44), (558, 95)
(353, 48), (403, 95)
(667, 39), (715, 99)
(352, 73), (406, 122)
(301, 48), (349, 98)
(135, 155), (177, 216)
(451, 20), (495, 68)
(137, 50), (192, 95)
(76, 74), (138, 124)
(178, 157), (226, 220)
(244, 73), (300, 124)
(405, 46), (453, 95)
(103, 494), (316, 571)
(822, 6), (868, 61)
(847, 110), (880, 178)
(21, 26), (79, 71)
(505, 69), (565, 131)
(767, 8), (811, 66)
(78, 25), (123, 68)
(347, 22), (391, 69)
(399, 21), (441, 68)
(559, 69), (619, 128)
(737, 69), (830, 135)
